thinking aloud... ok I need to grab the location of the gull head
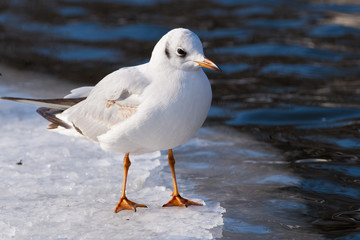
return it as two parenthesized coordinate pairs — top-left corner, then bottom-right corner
(150, 28), (221, 72)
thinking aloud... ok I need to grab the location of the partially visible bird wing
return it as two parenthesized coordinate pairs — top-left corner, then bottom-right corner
(0, 96), (86, 131)
(61, 65), (150, 140)
(0, 97), (85, 110)
(36, 107), (72, 129)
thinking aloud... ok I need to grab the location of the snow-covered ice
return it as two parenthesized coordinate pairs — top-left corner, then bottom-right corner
(0, 65), (225, 240)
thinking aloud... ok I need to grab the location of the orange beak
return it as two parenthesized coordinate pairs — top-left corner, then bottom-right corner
(195, 58), (222, 72)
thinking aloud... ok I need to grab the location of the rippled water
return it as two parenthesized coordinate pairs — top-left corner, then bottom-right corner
(1, 0), (360, 239)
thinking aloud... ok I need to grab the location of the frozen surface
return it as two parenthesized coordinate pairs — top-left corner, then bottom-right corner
(0, 66), (225, 240)
(1, 65), (331, 240)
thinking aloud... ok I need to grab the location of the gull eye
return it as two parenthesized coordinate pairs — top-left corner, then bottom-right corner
(176, 47), (186, 57)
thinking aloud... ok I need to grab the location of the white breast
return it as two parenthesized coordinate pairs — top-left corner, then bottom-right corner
(98, 69), (212, 154)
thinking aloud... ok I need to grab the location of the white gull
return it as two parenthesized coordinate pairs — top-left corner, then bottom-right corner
(1, 28), (221, 212)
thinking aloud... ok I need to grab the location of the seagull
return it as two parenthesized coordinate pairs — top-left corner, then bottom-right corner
(1, 28), (221, 212)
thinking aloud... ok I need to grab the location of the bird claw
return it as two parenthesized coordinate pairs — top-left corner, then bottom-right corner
(162, 194), (203, 208)
(114, 197), (147, 213)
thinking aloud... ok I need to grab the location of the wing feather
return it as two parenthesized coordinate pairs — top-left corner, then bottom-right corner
(0, 97), (85, 110)
(64, 86), (93, 98)
(60, 65), (149, 141)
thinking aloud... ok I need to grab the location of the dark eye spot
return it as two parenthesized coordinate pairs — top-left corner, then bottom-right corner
(176, 47), (186, 57)
(165, 47), (170, 58)
(165, 42), (170, 59)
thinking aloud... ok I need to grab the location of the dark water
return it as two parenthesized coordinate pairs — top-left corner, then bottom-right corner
(1, 0), (360, 239)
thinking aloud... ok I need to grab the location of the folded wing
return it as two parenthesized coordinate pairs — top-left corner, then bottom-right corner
(0, 97), (85, 110)
(60, 65), (150, 141)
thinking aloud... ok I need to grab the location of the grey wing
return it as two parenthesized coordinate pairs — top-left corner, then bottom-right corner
(1, 96), (86, 130)
(60, 66), (150, 141)
(0, 96), (86, 110)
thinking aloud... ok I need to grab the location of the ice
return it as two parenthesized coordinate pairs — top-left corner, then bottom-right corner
(0, 65), (225, 240)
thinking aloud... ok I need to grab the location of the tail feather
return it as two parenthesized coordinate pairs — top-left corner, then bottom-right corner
(36, 107), (72, 129)
(0, 97), (85, 110)
(1, 96), (86, 131)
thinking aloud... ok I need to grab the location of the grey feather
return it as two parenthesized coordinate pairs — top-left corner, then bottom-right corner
(0, 97), (86, 110)
(36, 107), (72, 129)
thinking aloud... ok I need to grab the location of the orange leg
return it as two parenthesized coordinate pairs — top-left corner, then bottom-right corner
(162, 149), (203, 208)
(114, 153), (147, 212)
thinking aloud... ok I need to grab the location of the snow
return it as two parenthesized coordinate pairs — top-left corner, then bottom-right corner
(0, 65), (225, 240)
